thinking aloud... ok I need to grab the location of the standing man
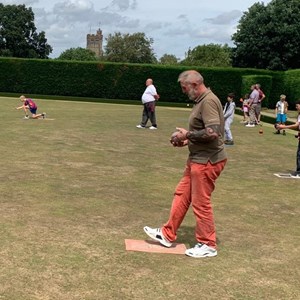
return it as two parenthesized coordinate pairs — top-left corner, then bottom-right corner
(136, 78), (160, 130)
(276, 100), (300, 177)
(223, 93), (236, 145)
(246, 85), (260, 127)
(255, 83), (266, 124)
(143, 70), (227, 258)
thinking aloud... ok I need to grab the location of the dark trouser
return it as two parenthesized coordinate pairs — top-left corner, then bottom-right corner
(297, 139), (300, 174)
(141, 101), (157, 127)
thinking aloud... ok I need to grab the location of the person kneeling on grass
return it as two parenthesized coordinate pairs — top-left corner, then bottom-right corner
(16, 95), (46, 119)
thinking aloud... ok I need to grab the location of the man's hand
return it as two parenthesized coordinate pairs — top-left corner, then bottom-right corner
(276, 124), (285, 130)
(170, 127), (188, 147)
(175, 127), (188, 138)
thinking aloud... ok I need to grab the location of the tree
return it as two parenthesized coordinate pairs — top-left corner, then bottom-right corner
(0, 4), (52, 58)
(180, 44), (232, 67)
(159, 54), (179, 65)
(104, 32), (157, 63)
(57, 47), (98, 61)
(232, 0), (300, 70)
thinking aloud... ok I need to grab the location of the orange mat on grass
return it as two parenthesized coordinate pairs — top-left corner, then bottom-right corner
(125, 239), (187, 254)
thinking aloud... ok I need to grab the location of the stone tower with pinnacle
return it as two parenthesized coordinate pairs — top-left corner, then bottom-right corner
(86, 28), (103, 57)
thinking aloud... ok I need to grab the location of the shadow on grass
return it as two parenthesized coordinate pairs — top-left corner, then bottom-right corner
(177, 225), (223, 247)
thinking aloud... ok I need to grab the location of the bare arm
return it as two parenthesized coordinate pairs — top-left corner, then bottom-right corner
(277, 122), (299, 130)
(16, 105), (28, 110)
(259, 93), (266, 102)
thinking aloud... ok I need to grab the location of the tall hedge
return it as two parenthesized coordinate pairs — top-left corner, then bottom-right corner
(0, 57), (296, 108)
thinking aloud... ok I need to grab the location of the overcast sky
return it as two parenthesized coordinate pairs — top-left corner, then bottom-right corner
(3, 0), (271, 59)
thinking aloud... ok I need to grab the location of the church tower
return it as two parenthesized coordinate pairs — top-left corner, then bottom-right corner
(87, 29), (103, 57)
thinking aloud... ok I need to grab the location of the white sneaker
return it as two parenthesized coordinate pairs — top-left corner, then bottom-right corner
(291, 174), (300, 179)
(149, 126), (157, 130)
(136, 125), (145, 129)
(23, 115), (29, 119)
(245, 123), (255, 127)
(185, 243), (217, 258)
(143, 226), (172, 248)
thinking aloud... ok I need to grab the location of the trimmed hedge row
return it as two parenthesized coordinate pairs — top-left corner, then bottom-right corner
(0, 57), (298, 108)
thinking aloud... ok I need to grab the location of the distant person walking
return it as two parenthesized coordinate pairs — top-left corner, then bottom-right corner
(136, 78), (160, 130)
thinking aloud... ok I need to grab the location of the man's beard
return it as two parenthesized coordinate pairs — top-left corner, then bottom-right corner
(187, 88), (197, 100)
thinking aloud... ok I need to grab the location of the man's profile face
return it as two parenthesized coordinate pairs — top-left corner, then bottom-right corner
(181, 83), (197, 100)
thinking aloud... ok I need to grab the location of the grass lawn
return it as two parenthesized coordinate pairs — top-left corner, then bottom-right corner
(0, 96), (299, 300)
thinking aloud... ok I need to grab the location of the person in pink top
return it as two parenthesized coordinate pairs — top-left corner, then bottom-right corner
(16, 95), (46, 119)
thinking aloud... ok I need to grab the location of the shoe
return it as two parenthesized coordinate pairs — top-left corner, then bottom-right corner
(274, 130), (281, 134)
(41, 112), (46, 119)
(245, 123), (255, 127)
(143, 226), (172, 248)
(149, 126), (157, 130)
(291, 173), (300, 178)
(224, 140), (234, 145)
(136, 125), (145, 129)
(24, 115), (29, 119)
(185, 243), (217, 258)
(283, 130), (286, 135)
(291, 174), (300, 178)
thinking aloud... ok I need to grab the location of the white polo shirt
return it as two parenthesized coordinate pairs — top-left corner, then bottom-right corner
(141, 84), (157, 104)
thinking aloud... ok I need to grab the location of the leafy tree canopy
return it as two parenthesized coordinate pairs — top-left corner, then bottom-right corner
(180, 44), (232, 67)
(159, 54), (179, 65)
(57, 47), (98, 61)
(0, 4), (52, 59)
(104, 32), (157, 64)
(232, 0), (300, 70)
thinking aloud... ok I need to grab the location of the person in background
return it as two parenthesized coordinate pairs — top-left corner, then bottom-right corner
(16, 95), (46, 119)
(240, 93), (250, 124)
(223, 93), (236, 145)
(276, 100), (300, 177)
(143, 70), (227, 258)
(274, 94), (288, 135)
(136, 78), (160, 130)
(255, 83), (266, 124)
(246, 85), (260, 127)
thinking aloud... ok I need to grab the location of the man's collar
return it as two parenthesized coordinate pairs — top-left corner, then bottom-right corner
(194, 89), (211, 103)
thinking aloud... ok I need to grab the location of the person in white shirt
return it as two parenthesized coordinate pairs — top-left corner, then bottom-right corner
(223, 93), (236, 145)
(136, 78), (160, 130)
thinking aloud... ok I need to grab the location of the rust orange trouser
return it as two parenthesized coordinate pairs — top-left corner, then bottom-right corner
(162, 159), (226, 249)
